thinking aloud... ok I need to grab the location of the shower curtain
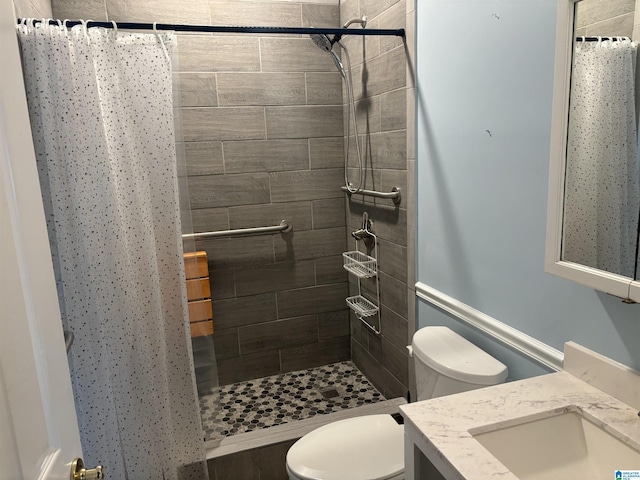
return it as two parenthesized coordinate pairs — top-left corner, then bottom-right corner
(563, 38), (640, 278)
(17, 22), (208, 479)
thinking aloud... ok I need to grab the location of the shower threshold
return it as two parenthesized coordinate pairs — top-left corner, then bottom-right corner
(205, 396), (406, 462)
(199, 361), (383, 442)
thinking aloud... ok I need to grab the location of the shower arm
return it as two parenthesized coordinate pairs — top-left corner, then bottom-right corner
(343, 16), (368, 29)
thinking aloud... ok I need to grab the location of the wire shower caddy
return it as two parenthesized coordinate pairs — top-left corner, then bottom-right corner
(343, 229), (381, 335)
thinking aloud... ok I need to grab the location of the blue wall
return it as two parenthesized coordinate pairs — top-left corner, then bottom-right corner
(415, 0), (640, 376)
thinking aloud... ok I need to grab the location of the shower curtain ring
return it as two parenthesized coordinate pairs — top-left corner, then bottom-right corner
(79, 19), (92, 44)
(153, 22), (171, 64)
(111, 20), (118, 35)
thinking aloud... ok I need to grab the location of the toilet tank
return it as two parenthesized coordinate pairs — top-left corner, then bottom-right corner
(411, 326), (508, 401)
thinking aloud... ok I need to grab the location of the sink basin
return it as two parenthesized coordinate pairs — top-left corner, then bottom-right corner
(472, 409), (640, 480)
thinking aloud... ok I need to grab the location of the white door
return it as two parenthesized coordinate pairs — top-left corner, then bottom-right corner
(0, 0), (86, 478)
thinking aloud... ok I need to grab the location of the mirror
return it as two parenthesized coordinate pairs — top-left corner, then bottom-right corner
(546, 0), (640, 301)
(563, 0), (640, 280)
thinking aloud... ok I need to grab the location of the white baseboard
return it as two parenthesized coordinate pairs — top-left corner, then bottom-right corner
(415, 282), (563, 371)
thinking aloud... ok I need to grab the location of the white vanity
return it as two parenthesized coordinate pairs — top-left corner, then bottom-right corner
(400, 342), (640, 479)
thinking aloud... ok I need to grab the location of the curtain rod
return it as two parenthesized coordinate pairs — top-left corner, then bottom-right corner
(18, 19), (405, 37)
(575, 36), (631, 42)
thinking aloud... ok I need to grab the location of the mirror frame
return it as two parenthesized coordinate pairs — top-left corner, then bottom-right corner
(545, 0), (640, 303)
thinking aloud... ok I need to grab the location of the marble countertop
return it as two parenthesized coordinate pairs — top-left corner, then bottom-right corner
(399, 371), (640, 480)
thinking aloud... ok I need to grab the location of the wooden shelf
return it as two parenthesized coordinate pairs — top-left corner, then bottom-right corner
(184, 251), (214, 338)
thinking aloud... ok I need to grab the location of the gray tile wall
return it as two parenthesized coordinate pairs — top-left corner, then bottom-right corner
(182, 2), (349, 385)
(340, 0), (413, 400)
(12, 0), (52, 18)
(575, 0), (635, 37)
(50, 0), (350, 385)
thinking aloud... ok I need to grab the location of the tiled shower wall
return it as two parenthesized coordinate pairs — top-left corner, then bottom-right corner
(50, 0), (351, 385)
(12, 0), (51, 19)
(340, 0), (415, 399)
(575, 0), (635, 37)
(179, 4), (351, 386)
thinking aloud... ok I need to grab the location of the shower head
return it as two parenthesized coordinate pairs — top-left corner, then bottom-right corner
(329, 50), (346, 78)
(310, 33), (334, 52)
(310, 15), (367, 54)
(309, 32), (346, 78)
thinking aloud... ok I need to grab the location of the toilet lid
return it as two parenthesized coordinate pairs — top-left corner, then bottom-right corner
(286, 414), (404, 480)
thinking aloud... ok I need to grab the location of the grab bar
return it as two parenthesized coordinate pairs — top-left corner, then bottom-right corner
(182, 220), (292, 240)
(341, 185), (402, 206)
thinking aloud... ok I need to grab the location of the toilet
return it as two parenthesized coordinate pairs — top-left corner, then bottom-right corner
(285, 326), (508, 480)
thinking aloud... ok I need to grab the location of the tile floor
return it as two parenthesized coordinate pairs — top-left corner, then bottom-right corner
(200, 361), (383, 441)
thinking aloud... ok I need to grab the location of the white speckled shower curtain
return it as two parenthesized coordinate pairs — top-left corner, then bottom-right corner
(563, 38), (640, 277)
(17, 22), (207, 480)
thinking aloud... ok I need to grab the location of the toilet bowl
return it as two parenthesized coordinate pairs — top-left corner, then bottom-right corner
(285, 326), (508, 480)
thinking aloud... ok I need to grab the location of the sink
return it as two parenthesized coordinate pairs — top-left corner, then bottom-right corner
(472, 409), (640, 480)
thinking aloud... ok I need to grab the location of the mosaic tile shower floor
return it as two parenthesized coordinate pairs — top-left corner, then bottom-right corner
(200, 361), (384, 440)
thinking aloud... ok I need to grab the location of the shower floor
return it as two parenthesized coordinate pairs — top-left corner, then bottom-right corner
(199, 361), (383, 441)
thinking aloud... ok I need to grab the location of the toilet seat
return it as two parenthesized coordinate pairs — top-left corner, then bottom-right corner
(286, 414), (404, 480)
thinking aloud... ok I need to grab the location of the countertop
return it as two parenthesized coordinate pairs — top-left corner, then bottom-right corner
(399, 371), (640, 480)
